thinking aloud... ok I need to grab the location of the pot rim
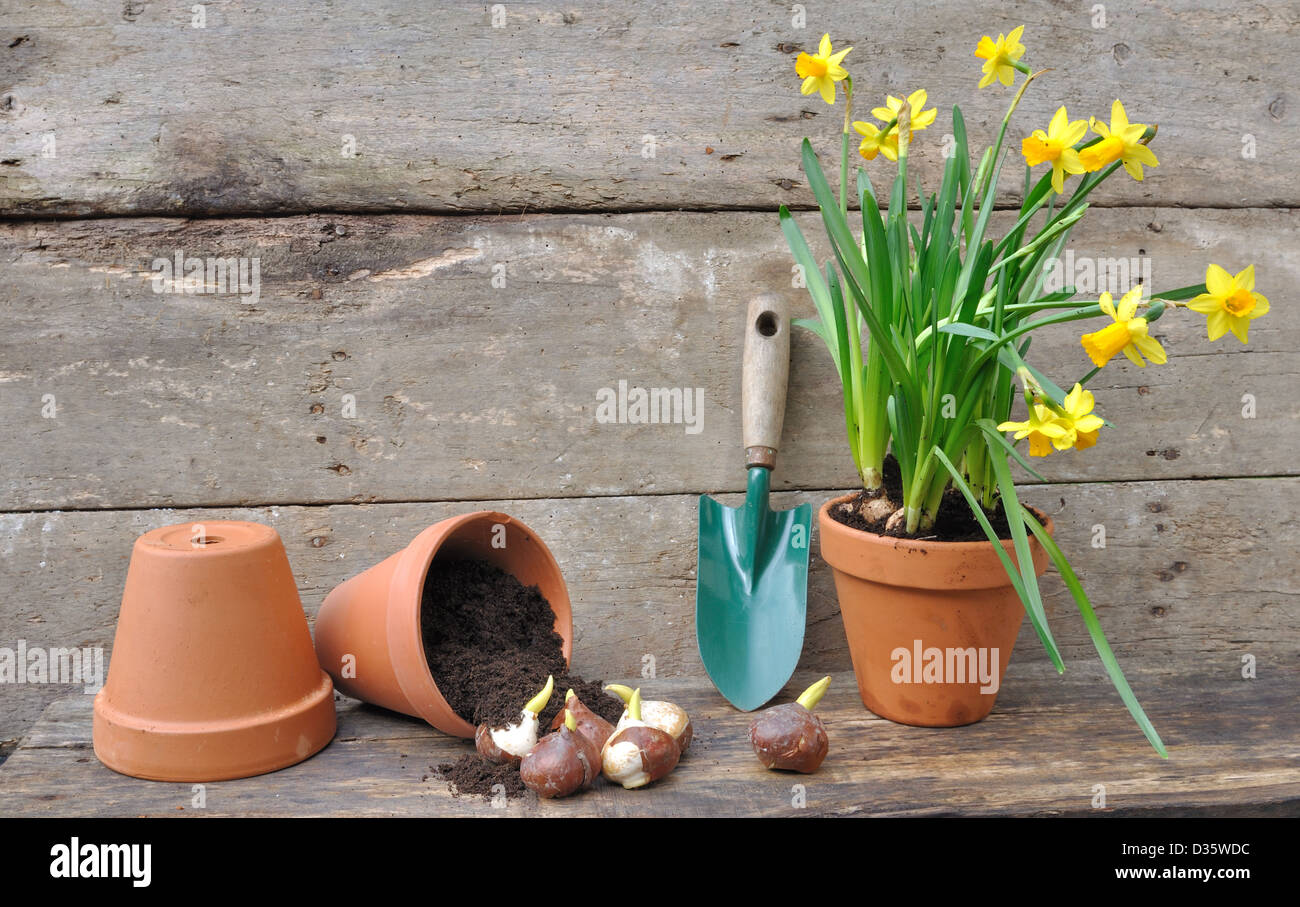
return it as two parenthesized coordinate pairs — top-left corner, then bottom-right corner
(818, 492), (1054, 590)
(819, 492), (1054, 550)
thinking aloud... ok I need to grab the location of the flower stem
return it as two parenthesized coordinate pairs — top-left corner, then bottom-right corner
(839, 81), (853, 216)
(975, 69), (1046, 201)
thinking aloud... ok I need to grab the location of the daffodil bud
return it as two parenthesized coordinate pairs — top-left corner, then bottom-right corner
(750, 676), (831, 774)
(896, 102), (911, 139)
(474, 675), (554, 764)
(600, 689), (681, 789)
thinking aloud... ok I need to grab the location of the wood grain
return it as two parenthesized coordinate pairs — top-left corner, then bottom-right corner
(0, 1), (1294, 216)
(0, 208), (1293, 513)
(0, 0), (1294, 817)
(2, 674), (1296, 817)
(2, 478), (1296, 749)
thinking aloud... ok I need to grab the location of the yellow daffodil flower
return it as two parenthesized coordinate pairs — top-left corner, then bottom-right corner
(1055, 384), (1105, 450)
(998, 384), (1105, 456)
(997, 404), (1068, 457)
(852, 121), (899, 161)
(1022, 106), (1088, 194)
(1078, 100), (1159, 180)
(852, 90), (935, 162)
(1186, 263), (1270, 343)
(871, 90), (937, 138)
(1080, 286), (1167, 368)
(974, 26), (1026, 88)
(796, 34), (852, 105)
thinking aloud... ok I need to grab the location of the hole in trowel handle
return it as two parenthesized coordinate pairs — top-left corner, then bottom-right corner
(755, 310), (779, 337)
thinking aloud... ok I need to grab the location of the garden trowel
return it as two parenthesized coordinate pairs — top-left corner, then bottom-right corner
(695, 294), (812, 711)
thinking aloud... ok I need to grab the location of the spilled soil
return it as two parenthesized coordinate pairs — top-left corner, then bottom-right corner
(421, 559), (626, 799)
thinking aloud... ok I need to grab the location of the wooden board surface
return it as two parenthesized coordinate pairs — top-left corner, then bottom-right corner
(1, 208), (1294, 513)
(3, 478), (1297, 752)
(0, 1), (1296, 216)
(1, 1), (1295, 818)
(2, 674), (1296, 817)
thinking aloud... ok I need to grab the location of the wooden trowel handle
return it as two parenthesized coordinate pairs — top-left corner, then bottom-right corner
(742, 294), (791, 470)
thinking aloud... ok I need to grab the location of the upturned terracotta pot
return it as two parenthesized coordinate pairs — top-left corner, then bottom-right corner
(93, 521), (336, 782)
(314, 511), (572, 738)
(819, 496), (1052, 727)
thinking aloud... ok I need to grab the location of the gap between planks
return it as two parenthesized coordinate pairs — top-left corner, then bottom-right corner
(0, 474), (1293, 518)
(0, 201), (1292, 226)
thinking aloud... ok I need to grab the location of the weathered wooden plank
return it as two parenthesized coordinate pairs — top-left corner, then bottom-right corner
(2, 675), (1296, 817)
(2, 478), (1296, 751)
(0, 1), (1294, 215)
(1, 209), (1293, 512)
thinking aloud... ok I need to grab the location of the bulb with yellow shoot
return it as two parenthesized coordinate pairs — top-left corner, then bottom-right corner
(749, 676), (831, 774)
(1079, 100), (1159, 180)
(795, 34), (852, 105)
(1080, 286), (1167, 368)
(1187, 263), (1270, 343)
(1022, 106), (1088, 194)
(974, 25), (1026, 88)
(474, 674), (553, 764)
(605, 683), (692, 752)
(520, 707), (601, 799)
(600, 688), (681, 789)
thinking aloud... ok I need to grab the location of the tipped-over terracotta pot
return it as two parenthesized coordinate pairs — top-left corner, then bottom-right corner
(819, 496), (1052, 727)
(93, 521), (336, 782)
(314, 511), (572, 737)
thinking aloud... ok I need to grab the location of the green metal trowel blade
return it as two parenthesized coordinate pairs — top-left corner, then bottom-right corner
(695, 466), (813, 712)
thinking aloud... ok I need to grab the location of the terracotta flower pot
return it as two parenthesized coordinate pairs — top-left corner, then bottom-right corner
(314, 511), (573, 738)
(819, 496), (1052, 727)
(93, 521), (336, 782)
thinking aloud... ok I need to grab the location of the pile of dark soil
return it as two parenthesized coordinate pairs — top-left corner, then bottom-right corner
(829, 455), (1015, 542)
(420, 558), (625, 728)
(436, 754), (527, 800)
(421, 558), (628, 801)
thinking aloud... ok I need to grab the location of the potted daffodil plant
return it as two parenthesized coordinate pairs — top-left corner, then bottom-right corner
(786, 28), (1269, 754)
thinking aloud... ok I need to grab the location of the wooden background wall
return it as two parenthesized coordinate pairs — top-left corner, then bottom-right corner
(1, 1), (1296, 768)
